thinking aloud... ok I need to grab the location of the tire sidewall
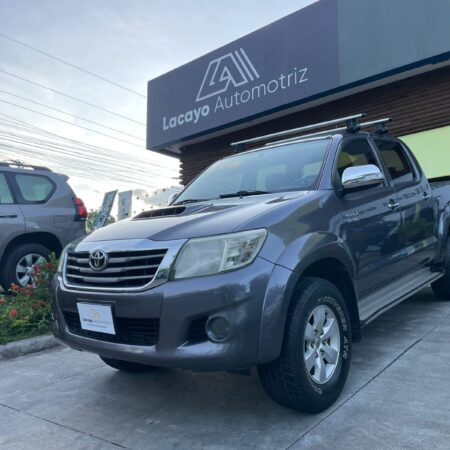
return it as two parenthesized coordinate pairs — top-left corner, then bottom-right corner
(1, 243), (50, 288)
(291, 279), (352, 406)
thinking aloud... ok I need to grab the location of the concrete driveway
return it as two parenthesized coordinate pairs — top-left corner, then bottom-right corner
(1, 288), (450, 450)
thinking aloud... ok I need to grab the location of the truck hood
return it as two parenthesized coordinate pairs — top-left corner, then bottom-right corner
(83, 191), (314, 242)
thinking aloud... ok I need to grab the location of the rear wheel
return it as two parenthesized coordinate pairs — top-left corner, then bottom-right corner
(0, 243), (50, 290)
(258, 277), (352, 413)
(100, 356), (157, 372)
(432, 239), (450, 300)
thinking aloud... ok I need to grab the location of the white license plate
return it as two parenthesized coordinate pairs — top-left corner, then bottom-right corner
(77, 303), (116, 335)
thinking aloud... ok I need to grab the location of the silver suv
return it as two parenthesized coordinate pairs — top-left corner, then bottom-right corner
(0, 161), (87, 290)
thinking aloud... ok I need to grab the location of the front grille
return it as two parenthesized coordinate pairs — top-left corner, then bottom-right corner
(63, 311), (159, 346)
(65, 248), (167, 289)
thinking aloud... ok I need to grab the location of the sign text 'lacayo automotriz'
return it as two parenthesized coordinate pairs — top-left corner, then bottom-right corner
(147, 0), (339, 150)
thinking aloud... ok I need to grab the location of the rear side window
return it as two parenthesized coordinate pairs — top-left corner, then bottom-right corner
(15, 174), (54, 202)
(0, 174), (14, 204)
(375, 140), (414, 185)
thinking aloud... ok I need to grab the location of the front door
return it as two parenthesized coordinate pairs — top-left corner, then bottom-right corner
(335, 138), (404, 297)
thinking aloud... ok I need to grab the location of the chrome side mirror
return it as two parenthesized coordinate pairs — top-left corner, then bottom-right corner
(341, 164), (384, 190)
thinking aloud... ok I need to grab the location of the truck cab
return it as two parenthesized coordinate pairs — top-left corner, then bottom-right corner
(51, 114), (450, 413)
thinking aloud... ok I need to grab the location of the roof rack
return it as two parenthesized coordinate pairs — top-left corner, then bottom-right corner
(230, 114), (392, 152)
(230, 113), (366, 150)
(0, 160), (51, 171)
(263, 118), (392, 147)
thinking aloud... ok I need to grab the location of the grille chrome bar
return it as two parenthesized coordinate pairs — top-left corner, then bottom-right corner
(65, 247), (168, 290)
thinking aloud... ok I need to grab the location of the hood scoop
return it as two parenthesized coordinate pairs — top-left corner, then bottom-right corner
(134, 206), (186, 219)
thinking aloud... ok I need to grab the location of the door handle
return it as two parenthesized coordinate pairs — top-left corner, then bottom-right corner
(0, 214), (18, 219)
(388, 200), (400, 210)
(422, 192), (431, 201)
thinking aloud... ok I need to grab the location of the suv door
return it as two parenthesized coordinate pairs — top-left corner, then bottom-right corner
(335, 138), (404, 297)
(0, 172), (25, 258)
(374, 138), (438, 272)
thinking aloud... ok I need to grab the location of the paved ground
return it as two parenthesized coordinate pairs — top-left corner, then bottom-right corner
(1, 288), (450, 450)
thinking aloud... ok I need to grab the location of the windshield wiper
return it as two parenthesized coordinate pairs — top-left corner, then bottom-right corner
(173, 198), (210, 205)
(219, 190), (269, 199)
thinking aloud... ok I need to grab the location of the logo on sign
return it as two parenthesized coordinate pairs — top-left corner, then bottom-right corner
(196, 48), (259, 102)
(89, 309), (101, 320)
(89, 250), (108, 272)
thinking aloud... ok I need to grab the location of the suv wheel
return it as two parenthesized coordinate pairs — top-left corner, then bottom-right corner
(100, 356), (157, 372)
(0, 243), (50, 290)
(432, 239), (450, 300)
(258, 277), (352, 413)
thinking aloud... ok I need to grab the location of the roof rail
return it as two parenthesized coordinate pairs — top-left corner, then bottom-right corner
(263, 117), (392, 147)
(230, 113), (366, 149)
(0, 160), (51, 171)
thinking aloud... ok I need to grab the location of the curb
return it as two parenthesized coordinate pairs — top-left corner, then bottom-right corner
(0, 335), (62, 362)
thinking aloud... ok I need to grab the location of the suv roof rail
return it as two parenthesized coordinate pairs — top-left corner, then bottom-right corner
(262, 117), (392, 147)
(230, 113), (367, 149)
(0, 160), (51, 171)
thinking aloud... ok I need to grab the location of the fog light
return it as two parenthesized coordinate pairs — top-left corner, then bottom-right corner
(206, 317), (231, 342)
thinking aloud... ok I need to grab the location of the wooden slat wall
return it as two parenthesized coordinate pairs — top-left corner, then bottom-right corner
(180, 66), (450, 185)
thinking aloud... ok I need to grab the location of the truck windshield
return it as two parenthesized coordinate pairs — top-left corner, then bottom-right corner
(175, 138), (330, 204)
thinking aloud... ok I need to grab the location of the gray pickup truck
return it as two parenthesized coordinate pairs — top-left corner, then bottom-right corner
(51, 114), (450, 413)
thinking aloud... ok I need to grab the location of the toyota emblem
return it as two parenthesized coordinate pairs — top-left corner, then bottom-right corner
(89, 250), (108, 271)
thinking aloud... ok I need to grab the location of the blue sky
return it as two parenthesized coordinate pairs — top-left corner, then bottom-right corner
(0, 0), (313, 208)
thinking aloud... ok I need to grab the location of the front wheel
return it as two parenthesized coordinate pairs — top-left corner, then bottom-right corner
(258, 277), (352, 413)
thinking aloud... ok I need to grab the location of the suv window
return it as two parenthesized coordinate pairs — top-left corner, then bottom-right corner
(0, 174), (14, 204)
(15, 174), (54, 202)
(336, 139), (377, 178)
(375, 140), (414, 185)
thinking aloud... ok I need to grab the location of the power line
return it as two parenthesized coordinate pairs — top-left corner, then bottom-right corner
(0, 32), (146, 98)
(0, 113), (178, 176)
(0, 98), (146, 148)
(0, 113), (177, 174)
(0, 89), (145, 141)
(0, 69), (146, 126)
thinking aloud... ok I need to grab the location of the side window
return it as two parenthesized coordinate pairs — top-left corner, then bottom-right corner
(15, 174), (54, 203)
(375, 140), (414, 185)
(337, 139), (378, 178)
(0, 174), (14, 204)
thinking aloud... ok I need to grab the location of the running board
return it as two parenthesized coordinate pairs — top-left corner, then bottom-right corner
(359, 267), (444, 325)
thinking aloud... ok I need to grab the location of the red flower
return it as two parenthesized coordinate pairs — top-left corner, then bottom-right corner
(33, 264), (42, 273)
(10, 284), (19, 292)
(9, 309), (18, 318)
(0, 297), (5, 304)
(37, 300), (46, 307)
(46, 262), (54, 270)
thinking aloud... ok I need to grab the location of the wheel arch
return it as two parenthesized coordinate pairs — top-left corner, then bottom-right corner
(258, 244), (360, 365)
(1, 232), (62, 263)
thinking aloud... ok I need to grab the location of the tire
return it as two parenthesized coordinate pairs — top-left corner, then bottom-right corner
(258, 277), (352, 413)
(432, 239), (450, 300)
(0, 243), (51, 290)
(100, 356), (156, 372)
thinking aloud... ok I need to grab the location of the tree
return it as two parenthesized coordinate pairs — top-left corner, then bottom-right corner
(86, 208), (116, 233)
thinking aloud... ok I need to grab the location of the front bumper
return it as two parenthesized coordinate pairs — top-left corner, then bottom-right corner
(52, 256), (276, 371)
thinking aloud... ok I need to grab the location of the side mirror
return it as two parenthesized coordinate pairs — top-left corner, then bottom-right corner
(167, 192), (179, 205)
(341, 164), (384, 191)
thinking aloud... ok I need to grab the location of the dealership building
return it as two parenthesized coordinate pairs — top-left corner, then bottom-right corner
(147, 0), (450, 185)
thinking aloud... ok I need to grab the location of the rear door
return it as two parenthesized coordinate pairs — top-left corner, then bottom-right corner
(0, 172), (25, 256)
(374, 138), (438, 271)
(335, 138), (404, 296)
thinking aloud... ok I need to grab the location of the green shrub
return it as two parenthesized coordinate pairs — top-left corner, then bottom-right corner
(0, 254), (57, 344)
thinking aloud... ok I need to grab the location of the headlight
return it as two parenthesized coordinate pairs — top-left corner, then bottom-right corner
(172, 229), (267, 280)
(57, 245), (70, 275)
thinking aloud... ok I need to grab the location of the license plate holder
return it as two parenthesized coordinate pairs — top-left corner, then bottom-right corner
(77, 303), (116, 335)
